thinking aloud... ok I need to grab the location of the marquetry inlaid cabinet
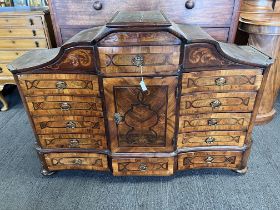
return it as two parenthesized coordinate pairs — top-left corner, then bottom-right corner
(8, 11), (272, 176)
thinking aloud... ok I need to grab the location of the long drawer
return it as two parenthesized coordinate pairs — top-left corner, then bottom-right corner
(177, 131), (246, 148)
(0, 28), (46, 38)
(44, 153), (108, 171)
(0, 39), (47, 49)
(26, 95), (103, 117)
(182, 70), (263, 93)
(0, 50), (27, 62)
(112, 157), (174, 176)
(180, 92), (257, 115)
(18, 74), (100, 96)
(33, 116), (105, 135)
(38, 134), (107, 149)
(179, 113), (251, 132)
(0, 16), (43, 27)
(178, 151), (243, 170)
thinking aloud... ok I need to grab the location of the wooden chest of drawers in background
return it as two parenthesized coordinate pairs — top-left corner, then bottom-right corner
(0, 9), (55, 111)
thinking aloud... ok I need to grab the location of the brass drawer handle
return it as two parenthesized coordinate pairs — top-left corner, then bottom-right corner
(210, 99), (221, 108)
(205, 137), (216, 144)
(56, 81), (67, 90)
(32, 30), (36, 36)
(139, 163), (148, 171)
(205, 156), (214, 163)
(60, 102), (71, 111)
(114, 113), (123, 125)
(72, 158), (82, 165)
(9, 29), (12, 33)
(0, 67), (2, 73)
(29, 18), (34, 25)
(132, 55), (144, 67)
(69, 139), (80, 148)
(185, 0), (195, 9)
(66, 121), (76, 129)
(35, 41), (39, 48)
(215, 77), (227, 86)
(93, 1), (102, 10)
(208, 119), (218, 126)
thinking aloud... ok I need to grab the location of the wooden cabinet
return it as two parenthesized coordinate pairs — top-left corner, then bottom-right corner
(8, 11), (272, 176)
(0, 9), (54, 111)
(48, 0), (242, 45)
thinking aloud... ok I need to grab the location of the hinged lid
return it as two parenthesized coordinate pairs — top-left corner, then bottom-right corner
(106, 11), (171, 28)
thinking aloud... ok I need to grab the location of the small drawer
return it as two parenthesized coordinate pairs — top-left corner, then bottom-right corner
(18, 74), (100, 96)
(26, 95), (103, 117)
(179, 113), (251, 132)
(182, 70), (263, 93)
(178, 131), (246, 148)
(0, 63), (12, 76)
(98, 46), (180, 76)
(180, 92), (257, 115)
(0, 28), (45, 38)
(0, 50), (27, 62)
(0, 16), (43, 27)
(0, 39), (48, 49)
(44, 153), (108, 171)
(33, 116), (105, 135)
(38, 134), (107, 149)
(112, 157), (174, 176)
(178, 151), (242, 170)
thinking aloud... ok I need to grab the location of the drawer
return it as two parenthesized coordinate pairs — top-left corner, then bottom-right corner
(44, 153), (108, 171)
(179, 113), (251, 132)
(0, 16), (43, 27)
(0, 63), (12, 76)
(53, 0), (234, 27)
(182, 70), (263, 93)
(178, 131), (246, 148)
(112, 157), (174, 176)
(0, 50), (27, 62)
(202, 27), (229, 42)
(0, 39), (48, 49)
(0, 28), (46, 38)
(38, 134), (107, 149)
(18, 74), (100, 96)
(98, 46), (180, 75)
(178, 151), (242, 170)
(33, 116), (105, 135)
(99, 32), (181, 46)
(180, 92), (257, 115)
(26, 95), (103, 117)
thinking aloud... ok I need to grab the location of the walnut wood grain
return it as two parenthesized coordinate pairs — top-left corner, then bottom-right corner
(112, 157), (174, 176)
(44, 153), (108, 171)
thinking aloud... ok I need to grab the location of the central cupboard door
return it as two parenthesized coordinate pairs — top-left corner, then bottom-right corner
(104, 77), (178, 153)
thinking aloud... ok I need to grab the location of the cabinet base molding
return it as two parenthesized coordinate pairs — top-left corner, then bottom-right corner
(255, 109), (277, 125)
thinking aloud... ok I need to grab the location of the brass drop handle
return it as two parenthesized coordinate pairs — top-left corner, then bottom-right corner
(72, 158), (82, 165)
(29, 18), (34, 25)
(66, 121), (76, 129)
(139, 163), (148, 171)
(60, 102), (71, 111)
(205, 137), (216, 144)
(0, 67), (2, 73)
(205, 156), (214, 163)
(32, 30), (36, 36)
(185, 0), (195, 9)
(215, 77), (227, 86)
(208, 119), (218, 126)
(114, 113), (123, 125)
(56, 81), (67, 90)
(210, 99), (221, 108)
(132, 55), (144, 67)
(93, 1), (102, 10)
(35, 41), (39, 48)
(69, 139), (80, 148)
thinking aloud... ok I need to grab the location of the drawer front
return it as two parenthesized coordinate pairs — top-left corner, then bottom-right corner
(53, 0), (234, 27)
(18, 74), (100, 96)
(180, 92), (257, 115)
(0, 39), (47, 49)
(202, 27), (229, 42)
(44, 153), (108, 171)
(0, 50), (27, 62)
(112, 157), (174, 176)
(178, 151), (243, 170)
(182, 70), (263, 93)
(99, 32), (181, 46)
(0, 28), (45, 38)
(0, 63), (12, 76)
(178, 131), (246, 148)
(0, 16), (43, 27)
(26, 95), (103, 117)
(38, 134), (106, 149)
(98, 46), (180, 75)
(33, 116), (105, 135)
(179, 113), (251, 132)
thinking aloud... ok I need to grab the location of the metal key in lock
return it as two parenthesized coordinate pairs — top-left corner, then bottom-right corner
(132, 54), (147, 91)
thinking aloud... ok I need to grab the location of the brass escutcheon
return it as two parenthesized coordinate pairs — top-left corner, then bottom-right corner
(132, 55), (144, 67)
(215, 77), (227, 86)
